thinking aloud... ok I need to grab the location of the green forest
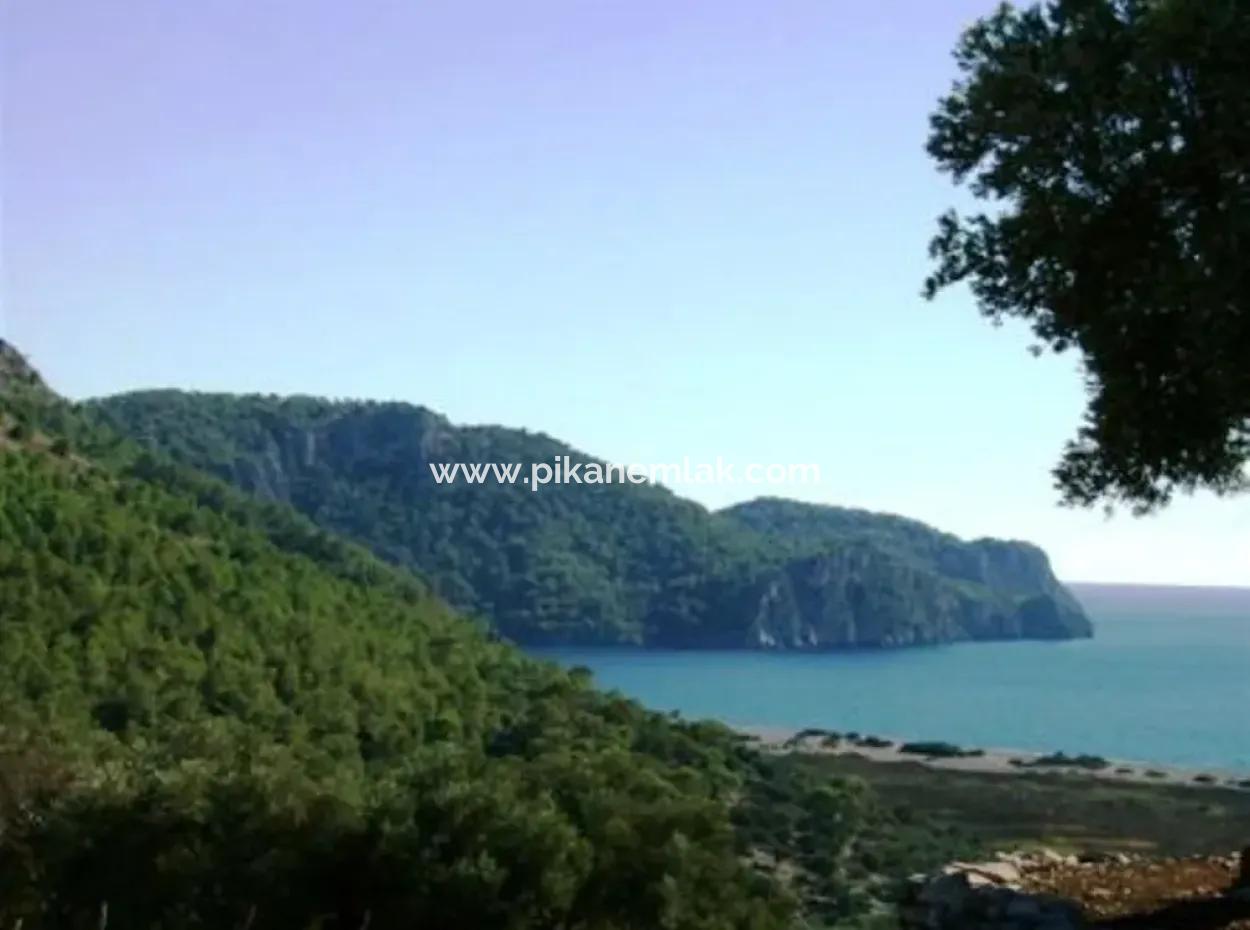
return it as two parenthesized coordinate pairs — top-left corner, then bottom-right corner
(5, 0), (1249, 924)
(0, 342), (973, 928)
(87, 391), (1090, 649)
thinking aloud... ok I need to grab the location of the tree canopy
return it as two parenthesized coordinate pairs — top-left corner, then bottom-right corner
(925, 0), (1250, 511)
(0, 342), (976, 929)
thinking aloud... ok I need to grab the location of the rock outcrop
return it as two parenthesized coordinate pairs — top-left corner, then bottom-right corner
(902, 851), (1086, 930)
(902, 849), (1250, 930)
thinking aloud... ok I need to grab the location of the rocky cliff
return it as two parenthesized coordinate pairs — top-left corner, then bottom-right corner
(720, 498), (1090, 647)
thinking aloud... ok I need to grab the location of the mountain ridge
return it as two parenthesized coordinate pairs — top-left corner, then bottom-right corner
(87, 389), (1093, 648)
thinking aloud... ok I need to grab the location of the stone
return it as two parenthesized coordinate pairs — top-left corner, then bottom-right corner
(962, 861), (1023, 885)
(904, 852), (1093, 930)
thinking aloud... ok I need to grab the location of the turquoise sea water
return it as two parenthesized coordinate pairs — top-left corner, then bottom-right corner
(532, 584), (1250, 772)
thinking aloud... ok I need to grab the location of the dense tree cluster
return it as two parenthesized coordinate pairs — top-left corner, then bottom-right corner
(1, 351), (969, 929)
(88, 391), (1089, 648)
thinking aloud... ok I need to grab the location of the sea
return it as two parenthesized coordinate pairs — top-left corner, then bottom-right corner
(531, 584), (1250, 773)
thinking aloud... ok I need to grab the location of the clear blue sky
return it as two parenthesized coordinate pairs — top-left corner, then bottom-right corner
(3, 0), (1246, 585)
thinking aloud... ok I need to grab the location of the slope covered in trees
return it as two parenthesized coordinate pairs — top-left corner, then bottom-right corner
(1, 340), (935, 929)
(88, 390), (1092, 648)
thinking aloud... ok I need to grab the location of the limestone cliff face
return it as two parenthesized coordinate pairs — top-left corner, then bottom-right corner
(716, 500), (1091, 647)
(656, 540), (1090, 649)
(88, 392), (1094, 649)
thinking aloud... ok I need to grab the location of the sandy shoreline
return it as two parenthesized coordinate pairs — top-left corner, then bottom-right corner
(738, 724), (1250, 789)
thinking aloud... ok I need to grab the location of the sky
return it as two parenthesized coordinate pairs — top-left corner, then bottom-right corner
(3, 0), (1247, 585)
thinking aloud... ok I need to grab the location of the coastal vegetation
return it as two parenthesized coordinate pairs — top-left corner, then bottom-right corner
(1024, 753), (1112, 772)
(793, 753), (1250, 860)
(898, 742), (985, 760)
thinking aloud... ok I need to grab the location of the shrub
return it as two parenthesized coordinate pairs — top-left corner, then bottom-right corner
(897, 741), (979, 759)
(784, 727), (834, 749)
(856, 736), (893, 749)
(1025, 752), (1110, 771)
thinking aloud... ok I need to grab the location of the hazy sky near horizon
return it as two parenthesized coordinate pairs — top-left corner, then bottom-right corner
(4, 1), (1247, 586)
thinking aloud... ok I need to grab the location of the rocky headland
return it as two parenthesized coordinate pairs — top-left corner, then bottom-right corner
(85, 389), (1093, 648)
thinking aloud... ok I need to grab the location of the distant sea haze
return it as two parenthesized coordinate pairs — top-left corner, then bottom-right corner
(534, 583), (1250, 772)
(1068, 582), (1250, 617)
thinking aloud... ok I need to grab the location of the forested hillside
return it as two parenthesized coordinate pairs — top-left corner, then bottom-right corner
(88, 390), (1092, 648)
(3, 340), (961, 929)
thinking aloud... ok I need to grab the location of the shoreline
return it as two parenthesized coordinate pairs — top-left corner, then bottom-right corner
(739, 724), (1250, 790)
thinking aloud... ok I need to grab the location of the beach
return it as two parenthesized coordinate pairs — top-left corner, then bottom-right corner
(740, 725), (1250, 790)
